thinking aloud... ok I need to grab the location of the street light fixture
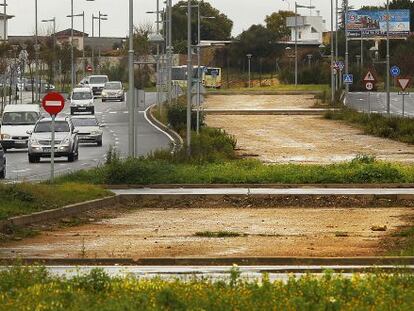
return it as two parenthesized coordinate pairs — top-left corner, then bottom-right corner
(247, 54), (252, 88)
(67, 12), (86, 76)
(294, 2), (315, 86)
(0, 0), (7, 43)
(41, 17), (57, 86)
(92, 11), (108, 73)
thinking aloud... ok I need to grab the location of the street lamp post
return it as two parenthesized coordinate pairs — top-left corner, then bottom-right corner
(128, 0), (135, 157)
(247, 54), (252, 88)
(330, 0), (335, 103)
(41, 18), (56, 86)
(344, 0), (349, 95)
(1, 0), (6, 43)
(386, 0), (390, 115)
(34, 0), (40, 104)
(295, 2), (315, 86)
(67, 12), (86, 76)
(167, 0), (173, 106)
(186, 0), (192, 155)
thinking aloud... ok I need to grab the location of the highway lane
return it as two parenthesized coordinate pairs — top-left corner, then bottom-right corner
(2, 92), (172, 181)
(347, 92), (414, 117)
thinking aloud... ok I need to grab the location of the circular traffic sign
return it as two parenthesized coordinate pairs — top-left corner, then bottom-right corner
(365, 82), (374, 91)
(390, 65), (401, 78)
(42, 92), (65, 116)
(86, 64), (93, 72)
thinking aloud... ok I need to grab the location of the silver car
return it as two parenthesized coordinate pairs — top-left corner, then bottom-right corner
(27, 117), (79, 163)
(71, 115), (103, 146)
(101, 81), (125, 102)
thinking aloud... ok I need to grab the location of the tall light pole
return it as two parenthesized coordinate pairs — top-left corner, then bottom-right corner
(167, 0), (173, 106)
(386, 0), (390, 115)
(41, 17), (56, 85)
(68, 12), (86, 76)
(345, 0), (349, 96)
(1, 0), (6, 43)
(186, 0), (192, 154)
(34, 0), (40, 104)
(295, 2), (315, 86)
(70, 0), (74, 90)
(247, 54), (252, 88)
(128, 0), (135, 157)
(97, 11), (108, 74)
(330, 0), (335, 103)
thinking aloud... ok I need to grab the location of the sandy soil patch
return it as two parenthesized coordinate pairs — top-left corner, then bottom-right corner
(206, 115), (414, 164)
(204, 95), (316, 110)
(1, 207), (412, 258)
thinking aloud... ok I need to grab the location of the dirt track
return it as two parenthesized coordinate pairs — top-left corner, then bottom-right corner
(204, 95), (414, 164)
(1, 206), (412, 258)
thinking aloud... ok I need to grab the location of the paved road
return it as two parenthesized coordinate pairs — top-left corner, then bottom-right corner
(347, 92), (414, 117)
(14, 265), (413, 282)
(2, 92), (171, 181)
(112, 187), (414, 196)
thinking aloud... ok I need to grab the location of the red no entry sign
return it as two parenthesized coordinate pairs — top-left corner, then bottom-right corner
(42, 92), (65, 116)
(86, 64), (93, 72)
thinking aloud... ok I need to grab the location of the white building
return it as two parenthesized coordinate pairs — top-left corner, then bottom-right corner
(0, 13), (14, 41)
(286, 15), (327, 45)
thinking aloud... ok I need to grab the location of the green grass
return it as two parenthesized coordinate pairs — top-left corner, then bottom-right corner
(391, 227), (414, 256)
(325, 108), (414, 144)
(0, 183), (112, 220)
(195, 231), (242, 238)
(1, 266), (414, 310)
(56, 156), (414, 185)
(210, 84), (329, 93)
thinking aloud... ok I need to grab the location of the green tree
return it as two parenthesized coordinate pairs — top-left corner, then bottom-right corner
(265, 10), (295, 41)
(171, 0), (233, 53)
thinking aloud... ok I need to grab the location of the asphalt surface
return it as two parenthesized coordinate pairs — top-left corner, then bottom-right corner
(12, 265), (413, 282)
(347, 92), (414, 117)
(2, 92), (172, 181)
(112, 187), (414, 195)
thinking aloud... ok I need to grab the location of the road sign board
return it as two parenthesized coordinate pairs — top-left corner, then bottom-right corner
(365, 82), (375, 91)
(42, 92), (65, 116)
(390, 65), (401, 78)
(86, 64), (93, 72)
(343, 74), (353, 85)
(363, 71), (376, 82)
(397, 78), (411, 91)
(337, 61), (345, 71)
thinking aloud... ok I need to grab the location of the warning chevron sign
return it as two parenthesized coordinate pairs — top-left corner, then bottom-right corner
(397, 78), (411, 92)
(363, 71), (376, 82)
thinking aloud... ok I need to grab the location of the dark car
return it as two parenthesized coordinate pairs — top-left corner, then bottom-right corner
(0, 143), (5, 179)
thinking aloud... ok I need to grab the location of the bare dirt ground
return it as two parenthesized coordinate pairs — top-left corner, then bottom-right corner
(206, 114), (414, 164)
(1, 206), (413, 258)
(204, 95), (317, 110)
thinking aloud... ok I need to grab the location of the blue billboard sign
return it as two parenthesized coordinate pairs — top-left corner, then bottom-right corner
(346, 10), (410, 38)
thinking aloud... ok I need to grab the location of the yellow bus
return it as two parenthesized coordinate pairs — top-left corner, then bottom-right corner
(171, 66), (222, 89)
(202, 67), (222, 89)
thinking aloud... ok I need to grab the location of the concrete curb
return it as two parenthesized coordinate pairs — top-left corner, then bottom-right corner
(105, 183), (414, 189)
(201, 109), (338, 116)
(2, 256), (414, 267)
(0, 196), (118, 231)
(146, 104), (184, 152)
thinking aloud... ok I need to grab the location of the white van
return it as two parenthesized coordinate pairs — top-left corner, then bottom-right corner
(70, 87), (95, 115)
(0, 104), (41, 152)
(79, 75), (109, 96)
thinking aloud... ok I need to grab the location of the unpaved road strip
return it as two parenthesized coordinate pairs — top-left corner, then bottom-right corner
(1, 207), (412, 259)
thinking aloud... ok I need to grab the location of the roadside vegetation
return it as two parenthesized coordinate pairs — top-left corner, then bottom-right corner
(0, 266), (413, 310)
(0, 183), (112, 220)
(325, 108), (414, 144)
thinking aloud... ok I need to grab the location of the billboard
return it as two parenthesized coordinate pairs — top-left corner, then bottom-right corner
(346, 10), (410, 39)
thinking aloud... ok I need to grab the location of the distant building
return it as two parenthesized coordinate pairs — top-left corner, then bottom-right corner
(286, 15), (327, 45)
(55, 28), (89, 50)
(0, 12), (14, 41)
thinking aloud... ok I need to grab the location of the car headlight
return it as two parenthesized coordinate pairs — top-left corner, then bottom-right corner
(118, 90), (124, 95)
(102, 91), (108, 96)
(61, 137), (71, 145)
(91, 130), (102, 135)
(0, 134), (11, 140)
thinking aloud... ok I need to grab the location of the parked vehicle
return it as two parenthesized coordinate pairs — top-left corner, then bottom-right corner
(24, 80), (56, 92)
(0, 104), (41, 152)
(101, 81), (125, 102)
(27, 117), (79, 163)
(79, 75), (109, 96)
(72, 115), (103, 146)
(69, 87), (95, 115)
(0, 143), (5, 179)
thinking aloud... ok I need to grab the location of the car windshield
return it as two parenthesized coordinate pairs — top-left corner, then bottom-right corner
(104, 82), (122, 90)
(90, 77), (108, 84)
(72, 92), (93, 100)
(72, 118), (98, 127)
(2, 112), (39, 125)
(34, 121), (70, 133)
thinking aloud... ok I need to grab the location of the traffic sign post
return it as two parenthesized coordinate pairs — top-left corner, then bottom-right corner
(363, 71), (377, 115)
(42, 92), (65, 183)
(390, 66), (401, 78)
(343, 74), (353, 85)
(397, 78), (411, 117)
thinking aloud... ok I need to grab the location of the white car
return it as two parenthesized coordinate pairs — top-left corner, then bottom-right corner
(102, 81), (125, 102)
(79, 75), (109, 96)
(70, 87), (95, 115)
(72, 115), (103, 146)
(0, 104), (41, 152)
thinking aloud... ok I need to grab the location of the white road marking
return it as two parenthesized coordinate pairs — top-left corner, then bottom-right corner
(143, 105), (175, 144)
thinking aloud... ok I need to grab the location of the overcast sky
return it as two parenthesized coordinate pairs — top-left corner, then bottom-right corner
(7, 0), (385, 37)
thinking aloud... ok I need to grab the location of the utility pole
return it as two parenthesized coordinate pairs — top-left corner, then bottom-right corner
(345, 0), (349, 96)
(35, 0), (40, 104)
(70, 0), (74, 90)
(331, 0), (335, 103)
(386, 0), (390, 115)
(128, 0), (135, 157)
(2, 0), (6, 43)
(247, 54), (252, 88)
(167, 0), (173, 105)
(197, 4), (201, 135)
(41, 17), (56, 85)
(186, 1), (192, 154)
